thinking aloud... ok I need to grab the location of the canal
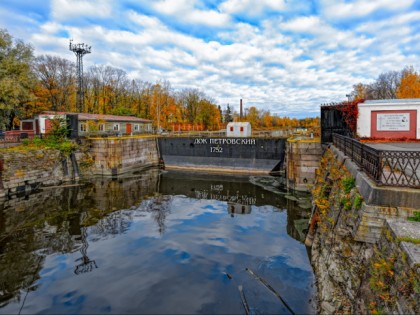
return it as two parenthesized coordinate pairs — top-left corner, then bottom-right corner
(0, 169), (316, 314)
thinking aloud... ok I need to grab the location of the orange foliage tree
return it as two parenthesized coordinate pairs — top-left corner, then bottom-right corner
(396, 66), (420, 98)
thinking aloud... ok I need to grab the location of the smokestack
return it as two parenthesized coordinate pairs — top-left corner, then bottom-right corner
(240, 99), (243, 119)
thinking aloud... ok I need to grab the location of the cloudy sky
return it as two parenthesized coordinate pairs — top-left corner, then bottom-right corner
(1, 0), (419, 117)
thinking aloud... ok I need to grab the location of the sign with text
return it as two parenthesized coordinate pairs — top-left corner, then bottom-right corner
(377, 113), (410, 131)
(194, 138), (256, 153)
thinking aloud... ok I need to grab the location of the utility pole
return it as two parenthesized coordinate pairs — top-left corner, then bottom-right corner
(69, 40), (91, 112)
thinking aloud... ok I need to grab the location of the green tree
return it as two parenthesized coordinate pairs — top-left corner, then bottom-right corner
(0, 29), (35, 129)
(223, 104), (233, 123)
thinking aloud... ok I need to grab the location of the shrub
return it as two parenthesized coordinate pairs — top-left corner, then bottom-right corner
(342, 176), (355, 193)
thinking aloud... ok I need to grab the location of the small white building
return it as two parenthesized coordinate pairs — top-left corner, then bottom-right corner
(357, 99), (420, 140)
(226, 122), (251, 137)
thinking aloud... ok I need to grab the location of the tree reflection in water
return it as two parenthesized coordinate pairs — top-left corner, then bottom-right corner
(0, 169), (159, 308)
(0, 169), (313, 313)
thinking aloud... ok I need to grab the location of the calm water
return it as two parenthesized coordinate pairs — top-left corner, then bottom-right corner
(0, 169), (316, 314)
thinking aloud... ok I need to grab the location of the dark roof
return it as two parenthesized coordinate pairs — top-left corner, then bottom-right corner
(40, 111), (152, 123)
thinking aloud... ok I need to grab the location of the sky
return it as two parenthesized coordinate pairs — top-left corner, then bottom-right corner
(1, 0), (419, 118)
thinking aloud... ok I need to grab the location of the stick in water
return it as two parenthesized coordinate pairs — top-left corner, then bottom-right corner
(245, 268), (295, 315)
(238, 285), (251, 315)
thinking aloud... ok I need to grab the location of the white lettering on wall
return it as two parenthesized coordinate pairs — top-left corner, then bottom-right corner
(196, 138), (256, 145)
(194, 138), (256, 153)
(194, 138), (208, 144)
(377, 113), (410, 131)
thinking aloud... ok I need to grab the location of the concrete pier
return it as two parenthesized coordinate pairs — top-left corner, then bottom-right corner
(285, 137), (322, 192)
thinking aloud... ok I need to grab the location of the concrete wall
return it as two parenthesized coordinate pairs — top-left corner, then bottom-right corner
(158, 137), (286, 174)
(286, 137), (322, 192)
(357, 99), (420, 139)
(85, 136), (159, 176)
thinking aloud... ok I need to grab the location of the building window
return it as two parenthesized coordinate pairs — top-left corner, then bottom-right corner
(240, 126), (244, 132)
(80, 123), (87, 132)
(113, 124), (120, 131)
(134, 124), (139, 131)
(230, 126), (234, 132)
(99, 124), (105, 131)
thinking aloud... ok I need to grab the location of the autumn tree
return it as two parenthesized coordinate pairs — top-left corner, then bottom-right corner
(261, 110), (273, 128)
(0, 29), (35, 129)
(371, 71), (400, 99)
(396, 66), (420, 98)
(247, 106), (260, 128)
(86, 65), (127, 114)
(32, 55), (76, 112)
(150, 81), (171, 129)
(351, 83), (368, 100)
(350, 70), (401, 100)
(177, 88), (202, 124)
(195, 98), (221, 130)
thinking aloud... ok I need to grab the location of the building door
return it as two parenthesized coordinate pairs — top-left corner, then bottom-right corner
(126, 123), (132, 134)
(45, 119), (53, 134)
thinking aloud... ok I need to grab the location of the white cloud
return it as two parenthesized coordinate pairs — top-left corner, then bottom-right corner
(51, 0), (113, 20)
(320, 0), (415, 20)
(150, 0), (231, 27)
(219, 0), (287, 15)
(281, 16), (321, 33)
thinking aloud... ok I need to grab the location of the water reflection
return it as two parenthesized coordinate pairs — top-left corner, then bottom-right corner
(74, 224), (97, 275)
(0, 169), (315, 314)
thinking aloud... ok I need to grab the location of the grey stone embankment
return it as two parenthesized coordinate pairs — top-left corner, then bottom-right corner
(0, 150), (68, 198)
(82, 136), (159, 176)
(0, 137), (160, 198)
(310, 147), (419, 314)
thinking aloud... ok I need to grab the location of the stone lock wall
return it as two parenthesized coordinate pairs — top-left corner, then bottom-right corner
(0, 150), (67, 198)
(310, 148), (419, 314)
(0, 137), (160, 198)
(83, 137), (159, 176)
(286, 137), (322, 192)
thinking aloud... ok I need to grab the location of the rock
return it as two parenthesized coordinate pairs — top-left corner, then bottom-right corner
(321, 301), (336, 314)
(322, 284), (334, 302)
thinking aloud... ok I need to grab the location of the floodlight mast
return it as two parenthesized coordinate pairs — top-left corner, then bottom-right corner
(69, 40), (91, 112)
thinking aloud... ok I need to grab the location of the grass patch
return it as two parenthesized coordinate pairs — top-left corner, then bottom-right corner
(353, 193), (363, 210)
(342, 176), (355, 193)
(1, 118), (78, 156)
(397, 236), (420, 245)
(407, 211), (420, 222)
(18, 137), (77, 156)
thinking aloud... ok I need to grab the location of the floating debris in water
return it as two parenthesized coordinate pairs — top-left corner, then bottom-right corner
(223, 272), (233, 280)
(245, 267), (296, 315)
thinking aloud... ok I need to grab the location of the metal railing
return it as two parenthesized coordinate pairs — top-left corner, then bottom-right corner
(333, 134), (420, 188)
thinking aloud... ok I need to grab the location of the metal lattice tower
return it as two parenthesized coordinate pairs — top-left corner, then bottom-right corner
(69, 40), (91, 112)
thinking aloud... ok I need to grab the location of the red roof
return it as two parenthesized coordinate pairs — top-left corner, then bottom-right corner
(40, 111), (152, 123)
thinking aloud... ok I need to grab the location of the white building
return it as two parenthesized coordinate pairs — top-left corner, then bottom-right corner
(226, 122), (251, 137)
(357, 99), (420, 140)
